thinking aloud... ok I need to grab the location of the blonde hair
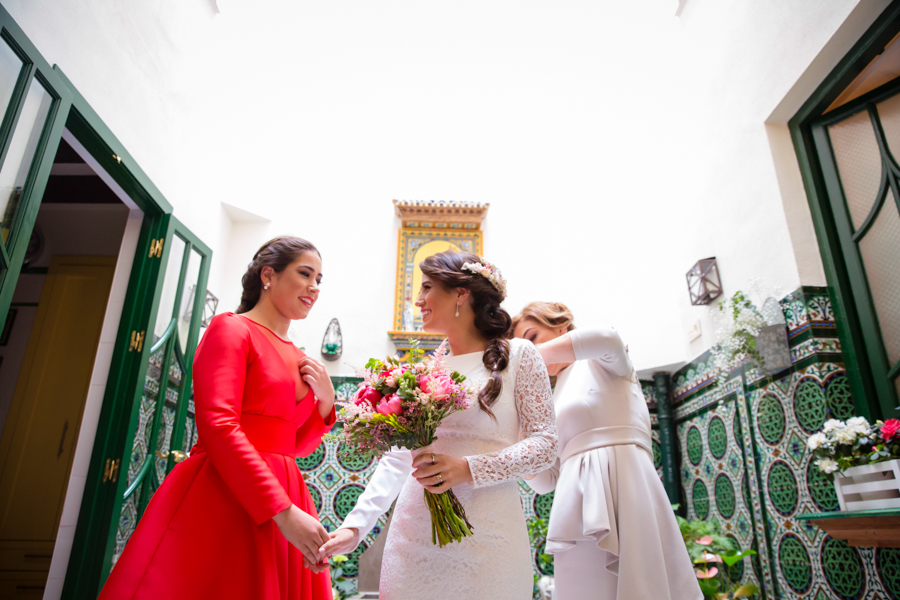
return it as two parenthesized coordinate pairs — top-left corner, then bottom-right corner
(510, 301), (576, 336)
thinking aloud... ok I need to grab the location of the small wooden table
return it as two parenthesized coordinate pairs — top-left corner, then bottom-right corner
(798, 509), (900, 547)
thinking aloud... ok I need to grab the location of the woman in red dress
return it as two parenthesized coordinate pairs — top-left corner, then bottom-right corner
(99, 236), (336, 600)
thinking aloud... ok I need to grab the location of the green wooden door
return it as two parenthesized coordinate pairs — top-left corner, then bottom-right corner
(0, 5), (73, 332)
(812, 77), (900, 417)
(63, 215), (211, 598)
(114, 217), (211, 560)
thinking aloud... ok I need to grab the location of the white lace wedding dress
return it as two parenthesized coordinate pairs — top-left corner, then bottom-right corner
(338, 339), (557, 600)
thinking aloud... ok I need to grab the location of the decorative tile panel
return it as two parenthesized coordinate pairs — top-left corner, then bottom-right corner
(672, 287), (894, 600)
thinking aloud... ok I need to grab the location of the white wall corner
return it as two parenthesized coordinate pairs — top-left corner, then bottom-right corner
(760, 0), (891, 289)
(767, 0), (892, 124)
(215, 202), (273, 321)
(764, 123), (827, 286)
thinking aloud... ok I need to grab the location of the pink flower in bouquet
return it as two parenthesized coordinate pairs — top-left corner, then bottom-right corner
(882, 419), (900, 441)
(376, 393), (403, 416)
(355, 387), (383, 410)
(420, 374), (454, 400)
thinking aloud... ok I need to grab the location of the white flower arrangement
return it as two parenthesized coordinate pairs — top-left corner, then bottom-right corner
(807, 417), (900, 477)
(461, 258), (508, 300)
(709, 291), (769, 387)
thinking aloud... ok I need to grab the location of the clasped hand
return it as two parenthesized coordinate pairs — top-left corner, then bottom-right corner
(281, 446), (473, 574)
(410, 445), (473, 494)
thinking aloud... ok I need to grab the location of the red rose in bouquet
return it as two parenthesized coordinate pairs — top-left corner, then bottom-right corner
(881, 419), (900, 441)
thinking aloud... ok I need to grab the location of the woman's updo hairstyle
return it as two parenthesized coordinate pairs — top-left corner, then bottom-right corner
(236, 236), (320, 314)
(509, 301), (576, 336)
(419, 250), (511, 419)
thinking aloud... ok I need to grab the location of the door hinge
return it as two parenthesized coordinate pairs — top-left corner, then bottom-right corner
(149, 238), (164, 258)
(129, 330), (145, 352)
(102, 458), (121, 484)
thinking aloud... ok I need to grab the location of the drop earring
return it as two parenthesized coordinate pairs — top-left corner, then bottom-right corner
(455, 302), (460, 317)
(264, 283), (270, 290)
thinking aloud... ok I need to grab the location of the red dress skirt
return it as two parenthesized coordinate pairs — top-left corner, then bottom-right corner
(99, 313), (335, 600)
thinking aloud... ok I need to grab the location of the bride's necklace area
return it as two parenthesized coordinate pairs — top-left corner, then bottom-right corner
(449, 354), (487, 390)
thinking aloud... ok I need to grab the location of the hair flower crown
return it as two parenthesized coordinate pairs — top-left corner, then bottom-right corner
(461, 258), (507, 300)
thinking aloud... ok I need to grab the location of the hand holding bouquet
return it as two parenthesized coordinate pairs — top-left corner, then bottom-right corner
(333, 341), (476, 546)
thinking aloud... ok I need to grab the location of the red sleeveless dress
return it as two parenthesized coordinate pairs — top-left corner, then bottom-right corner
(99, 312), (335, 600)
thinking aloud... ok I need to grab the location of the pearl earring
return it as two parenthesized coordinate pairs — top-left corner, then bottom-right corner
(455, 302), (460, 317)
(264, 283), (270, 290)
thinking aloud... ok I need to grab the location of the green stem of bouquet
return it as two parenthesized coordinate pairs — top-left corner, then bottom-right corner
(415, 432), (475, 547)
(425, 488), (473, 547)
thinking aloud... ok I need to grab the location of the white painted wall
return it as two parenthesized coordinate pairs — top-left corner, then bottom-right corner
(1, 0), (890, 376)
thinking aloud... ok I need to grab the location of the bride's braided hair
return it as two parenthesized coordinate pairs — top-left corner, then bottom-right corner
(420, 250), (511, 420)
(236, 236), (320, 314)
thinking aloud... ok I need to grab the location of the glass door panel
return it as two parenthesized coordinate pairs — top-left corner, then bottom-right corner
(856, 189), (900, 365)
(177, 246), (202, 354)
(828, 110), (883, 230)
(152, 233), (186, 341)
(0, 39), (23, 122)
(0, 76), (51, 245)
(817, 77), (900, 415)
(0, 8), (74, 333)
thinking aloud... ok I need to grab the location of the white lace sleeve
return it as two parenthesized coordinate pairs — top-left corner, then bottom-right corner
(465, 342), (558, 488)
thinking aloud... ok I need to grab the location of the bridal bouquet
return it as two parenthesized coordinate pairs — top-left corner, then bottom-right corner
(333, 341), (476, 546)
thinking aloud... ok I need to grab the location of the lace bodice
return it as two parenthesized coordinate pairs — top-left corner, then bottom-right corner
(465, 340), (558, 487)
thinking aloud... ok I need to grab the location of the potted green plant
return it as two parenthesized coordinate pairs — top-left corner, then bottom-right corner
(329, 554), (356, 600)
(675, 507), (758, 599)
(527, 517), (554, 600)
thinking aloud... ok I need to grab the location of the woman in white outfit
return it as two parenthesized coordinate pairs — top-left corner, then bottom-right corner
(320, 252), (557, 600)
(512, 302), (701, 600)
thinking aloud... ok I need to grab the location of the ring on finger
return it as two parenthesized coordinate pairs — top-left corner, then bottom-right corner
(431, 452), (436, 464)
(436, 473), (443, 484)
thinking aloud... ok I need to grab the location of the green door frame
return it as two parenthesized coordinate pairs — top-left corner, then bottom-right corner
(0, 6), (209, 597)
(58, 86), (213, 599)
(789, 0), (900, 421)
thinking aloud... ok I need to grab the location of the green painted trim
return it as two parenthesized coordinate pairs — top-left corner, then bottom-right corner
(797, 508), (900, 520)
(122, 456), (152, 500)
(653, 372), (679, 505)
(0, 34), (34, 176)
(0, 4), (74, 339)
(166, 217), (213, 475)
(788, 0), (900, 421)
(811, 120), (897, 418)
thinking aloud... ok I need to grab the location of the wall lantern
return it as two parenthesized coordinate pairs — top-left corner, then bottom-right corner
(201, 291), (219, 328)
(321, 318), (343, 361)
(686, 258), (722, 306)
(183, 285), (220, 328)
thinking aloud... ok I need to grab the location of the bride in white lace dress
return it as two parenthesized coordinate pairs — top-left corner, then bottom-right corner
(320, 251), (557, 600)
